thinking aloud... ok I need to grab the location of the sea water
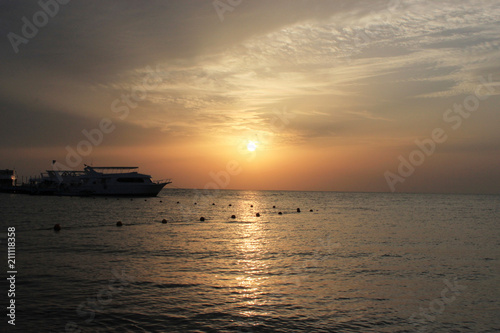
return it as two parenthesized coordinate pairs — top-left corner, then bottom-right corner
(0, 190), (498, 332)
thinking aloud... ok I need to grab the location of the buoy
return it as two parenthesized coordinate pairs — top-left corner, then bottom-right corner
(145, 199), (147, 201)
(116, 221), (123, 227)
(160, 200), (162, 203)
(250, 205), (253, 207)
(212, 203), (215, 205)
(177, 201), (180, 204)
(161, 219), (168, 224)
(200, 217), (205, 221)
(297, 208), (301, 213)
(310, 209), (313, 212)
(278, 212), (282, 215)
(229, 204), (232, 207)
(256, 213), (260, 217)
(194, 202), (197, 205)
(53, 224), (61, 231)
(231, 215), (236, 219)
(273, 205), (276, 208)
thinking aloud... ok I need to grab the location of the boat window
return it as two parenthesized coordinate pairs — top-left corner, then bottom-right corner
(116, 178), (145, 183)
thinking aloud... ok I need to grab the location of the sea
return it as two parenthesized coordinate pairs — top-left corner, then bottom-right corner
(0, 189), (499, 332)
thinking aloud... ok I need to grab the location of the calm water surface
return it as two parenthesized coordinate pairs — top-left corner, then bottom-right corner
(0, 190), (499, 332)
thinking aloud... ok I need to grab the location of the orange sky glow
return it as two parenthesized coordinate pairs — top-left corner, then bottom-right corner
(1, 1), (499, 193)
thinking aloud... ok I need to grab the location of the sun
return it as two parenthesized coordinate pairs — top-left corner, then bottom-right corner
(247, 141), (258, 152)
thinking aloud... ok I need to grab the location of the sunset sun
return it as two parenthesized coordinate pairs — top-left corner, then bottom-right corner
(247, 141), (258, 152)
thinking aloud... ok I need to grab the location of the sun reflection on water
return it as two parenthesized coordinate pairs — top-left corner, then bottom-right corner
(232, 204), (272, 316)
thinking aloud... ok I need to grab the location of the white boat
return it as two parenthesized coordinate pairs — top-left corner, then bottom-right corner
(30, 165), (171, 196)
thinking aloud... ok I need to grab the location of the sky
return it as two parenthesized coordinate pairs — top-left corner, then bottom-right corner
(1, 0), (499, 193)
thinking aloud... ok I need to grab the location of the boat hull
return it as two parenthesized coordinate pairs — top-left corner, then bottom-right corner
(77, 182), (168, 197)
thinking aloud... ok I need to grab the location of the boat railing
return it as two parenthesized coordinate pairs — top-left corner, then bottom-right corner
(154, 179), (172, 185)
(84, 165), (139, 174)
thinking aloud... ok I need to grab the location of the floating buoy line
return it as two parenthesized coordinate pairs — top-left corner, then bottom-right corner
(50, 200), (315, 230)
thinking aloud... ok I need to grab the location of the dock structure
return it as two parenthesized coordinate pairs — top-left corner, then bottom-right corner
(0, 169), (16, 187)
(0, 169), (19, 193)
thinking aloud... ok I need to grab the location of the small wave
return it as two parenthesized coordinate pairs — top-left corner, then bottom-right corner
(350, 206), (379, 211)
(134, 281), (199, 289)
(224, 220), (256, 224)
(380, 253), (403, 258)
